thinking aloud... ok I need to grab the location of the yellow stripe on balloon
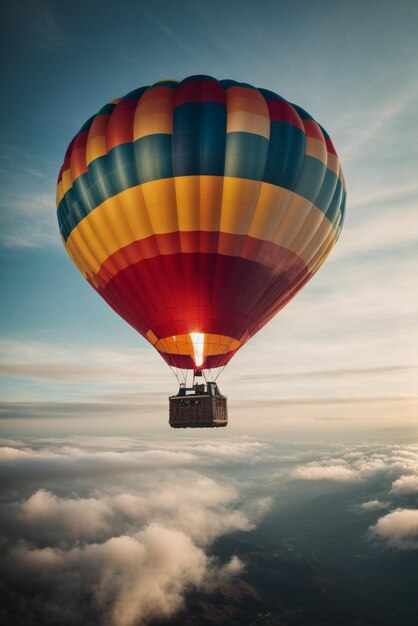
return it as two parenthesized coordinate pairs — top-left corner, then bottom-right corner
(134, 88), (174, 140)
(226, 87), (270, 139)
(62, 169), (73, 195)
(305, 137), (328, 164)
(86, 135), (107, 165)
(326, 152), (341, 177)
(220, 177), (264, 234)
(248, 183), (299, 241)
(64, 176), (339, 279)
(154, 334), (241, 357)
(56, 180), (65, 205)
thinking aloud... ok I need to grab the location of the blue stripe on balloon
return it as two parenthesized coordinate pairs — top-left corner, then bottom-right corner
(59, 130), (343, 241)
(325, 181), (344, 226)
(134, 134), (174, 183)
(173, 102), (226, 177)
(224, 132), (268, 180)
(264, 122), (305, 189)
(293, 156), (326, 207)
(108, 143), (140, 193)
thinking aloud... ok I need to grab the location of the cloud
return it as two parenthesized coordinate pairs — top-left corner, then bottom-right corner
(0, 444), (199, 488)
(5, 526), (242, 626)
(292, 463), (360, 482)
(16, 489), (113, 542)
(0, 438), (267, 488)
(359, 499), (390, 511)
(339, 88), (416, 164)
(292, 443), (418, 484)
(0, 363), (155, 383)
(235, 365), (416, 383)
(0, 448), (270, 626)
(0, 189), (58, 249)
(0, 338), (160, 383)
(3, 475), (270, 548)
(330, 199), (418, 261)
(391, 474), (418, 495)
(0, 399), (163, 419)
(370, 509), (418, 550)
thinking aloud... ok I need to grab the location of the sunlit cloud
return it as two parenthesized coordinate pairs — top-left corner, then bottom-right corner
(0, 338), (160, 384)
(370, 509), (418, 550)
(359, 500), (390, 511)
(6, 528), (243, 626)
(293, 443), (418, 484)
(391, 474), (418, 495)
(292, 463), (361, 482)
(0, 437), (268, 487)
(0, 438), (271, 626)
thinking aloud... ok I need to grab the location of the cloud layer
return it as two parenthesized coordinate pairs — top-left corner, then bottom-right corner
(292, 443), (418, 485)
(291, 442), (418, 551)
(0, 437), (271, 626)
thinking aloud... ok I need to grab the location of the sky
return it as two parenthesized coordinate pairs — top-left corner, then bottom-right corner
(1, 2), (418, 625)
(0, 0), (417, 439)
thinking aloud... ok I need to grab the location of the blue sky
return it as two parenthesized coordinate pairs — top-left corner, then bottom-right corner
(0, 0), (417, 438)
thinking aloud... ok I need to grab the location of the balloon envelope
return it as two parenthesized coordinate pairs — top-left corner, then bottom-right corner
(57, 76), (346, 373)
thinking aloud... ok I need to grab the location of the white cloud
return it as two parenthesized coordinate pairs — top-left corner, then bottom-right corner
(1, 460), (269, 626)
(7, 475), (268, 548)
(18, 489), (113, 541)
(8, 527), (238, 626)
(391, 474), (418, 495)
(370, 509), (418, 550)
(293, 443), (418, 485)
(0, 338), (159, 384)
(0, 437), (268, 492)
(292, 463), (360, 482)
(0, 189), (58, 249)
(359, 499), (390, 511)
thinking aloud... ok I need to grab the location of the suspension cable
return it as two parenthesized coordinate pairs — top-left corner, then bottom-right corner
(214, 365), (226, 382)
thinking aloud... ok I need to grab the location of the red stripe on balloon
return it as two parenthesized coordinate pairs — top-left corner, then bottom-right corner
(93, 231), (303, 289)
(266, 99), (305, 130)
(93, 252), (309, 369)
(70, 131), (89, 179)
(324, 135), (338, 156)
(106, 98), (137, 151)
(303, 119), (324, 141)
(174, 78), (225, 107)
(60, 138), (75, 181)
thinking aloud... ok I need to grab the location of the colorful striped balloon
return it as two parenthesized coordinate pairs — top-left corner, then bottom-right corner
(56, 75), (346, 375)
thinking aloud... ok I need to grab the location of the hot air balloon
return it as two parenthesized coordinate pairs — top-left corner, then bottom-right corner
(56, 75), (346, 428)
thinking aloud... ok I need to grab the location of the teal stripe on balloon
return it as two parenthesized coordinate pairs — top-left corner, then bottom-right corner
(59, 131), (343, 241)
(264, 122), (305, 189)
(224, 132), (268, 180)
(135, 134), (174, 183)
